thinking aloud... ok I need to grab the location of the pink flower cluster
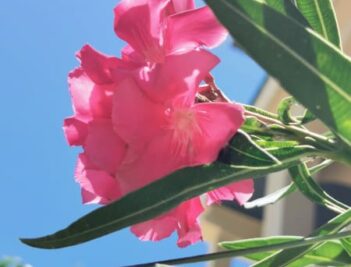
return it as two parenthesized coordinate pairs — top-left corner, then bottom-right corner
(64, 0), (254, 247)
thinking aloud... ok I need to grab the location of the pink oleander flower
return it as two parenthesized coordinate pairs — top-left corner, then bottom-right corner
(112, 49), (253, 246)
(64, 0), (254, 247)
(114, 0), (227, 63)
(63, 45), (132, 204)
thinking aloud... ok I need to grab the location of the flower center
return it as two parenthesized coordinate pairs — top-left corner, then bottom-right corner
(168, 108), (202, 158)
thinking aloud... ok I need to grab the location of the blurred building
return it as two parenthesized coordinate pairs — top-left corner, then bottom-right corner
(201, 1), (351, 266)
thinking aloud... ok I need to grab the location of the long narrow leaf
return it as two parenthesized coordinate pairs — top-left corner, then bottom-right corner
(265, 0), (309, 27)
(295, 0), (341, 48)
(21, 145), (316, 249)
(206, 0), (351, 147)
(252, 208), (351, 266)
(289, 162), (349, 214)
(221, 237), (351, 266)
(128, 231), (351, 266)
(244, 183), (296, 209)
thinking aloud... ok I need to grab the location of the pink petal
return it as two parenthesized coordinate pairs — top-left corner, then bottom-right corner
(130, 197), (204, 247)
(78, 44), (121, 85)
(68, 68), (113, 118)
(75, 153), (121, 204)
(63, 117), (88, 146)
(176, 198), (204, 247)
(68, 68), (93, 117)
(131, 213), (178, 241)
(116, 131), (182, 195)
(81, 188), (104, 204)
(140, 50), (219, 104)
(169, 0), (195, 13)
(114, 0), (167, 62)
(84, 119), (127, 174)
(188, 102), (245, 165)
(112, 78), (165, 149)
(121, 45), (145, 65)
(206, 179), (254, 206)
(165, 6), (227, 54)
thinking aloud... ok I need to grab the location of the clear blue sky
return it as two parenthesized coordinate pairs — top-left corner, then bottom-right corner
(0, 0), (265, 266)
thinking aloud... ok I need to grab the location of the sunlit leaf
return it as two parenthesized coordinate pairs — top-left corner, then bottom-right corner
(206, 0), (351, 148)
(21, 142), (318, 249)
(289, 162), (349, 214)
(221, 236), (351, 266)
(126, 231), (351, 266)
(244, 182), (296, 209)
(295, 0), (341, 48)
(252, 208), (351, 266)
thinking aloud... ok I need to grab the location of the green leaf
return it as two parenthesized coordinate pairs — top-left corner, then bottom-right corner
(221, 236), (302, 261)
(123, 231), (351, 266)
(21, 140), (319, 249)
(277, 97), (298, 124)
(295, 0), (341, 48)
(289, 162), (349, 214)
(244, 182), (296, 209)
(244, 158), (334, 209)
(255, 139), (317, 161)
(218, 130), (280, 168)
(241, 116), (270, 135)
(264, 0), (309, 27)
(340, 237), (351, 257)
(205, 0), (351, 148)
(18, 166), (287, 248)
(221, 236), (351, 266)
(252, 208), (351, 266)
(298, 109), (316, 124)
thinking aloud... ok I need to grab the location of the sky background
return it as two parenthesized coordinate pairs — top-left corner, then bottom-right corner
(0, 0), (265, 266)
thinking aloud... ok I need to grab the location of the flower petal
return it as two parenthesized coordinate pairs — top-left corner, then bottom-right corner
(78, 44), (121, 85)
(131, 213), (177, 241)
(140, 50), (219, 104)
(166, 6), (227, 54)
(63, 117), (88, 146)
(84, 119), (127, 174)
(176, 198), (204, 247)
(206, 179), (254, 206)
(68, 68), (113, 119)
(169, 0), (195, 13)
(130, 197), (204, 247)
(112, 78), (165, 149)
(116, 131), (182, 195)
(114, 0), (168, 62)
(75, 153), (121, 204)
(188, 102), (245, 165)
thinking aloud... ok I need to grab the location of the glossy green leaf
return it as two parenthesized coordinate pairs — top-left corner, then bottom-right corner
(21, 151), (310, 249)
(21, 139), (320, 249)
(218, 130), (279, 167)
(205, 0), (351, 147)
(252, 208), (351, 266)
(128, 231), (351, 266)
(265, 0), (309, 27)
(295, 0), (341, 48)
(244, 182), (296, 209)
(289, 162), (349, 214)
(221, 236), (351, 266)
